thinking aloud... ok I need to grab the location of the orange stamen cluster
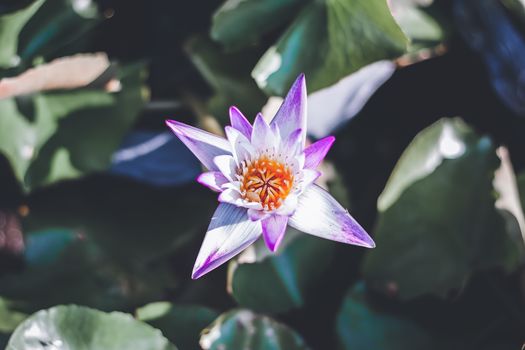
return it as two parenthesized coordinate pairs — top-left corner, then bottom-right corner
(239, 156), (294, 210)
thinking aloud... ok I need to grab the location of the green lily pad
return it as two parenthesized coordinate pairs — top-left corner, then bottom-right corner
(337, 283), (439, 350)
(0, 64), (145, 190)
(0, 0), (43, 69)
(200, 309), (309, 349)
(137, 302), (218, 350)
(0, 298), (27, 333)
(211, 0), (303, 50)
(388, 0), (447, 50)
(252, 0), (407, 96)
(17, 0), (101, 65)
(227, 229), (335, 313)
(7, 305), (177, 349)
(363, 118), (522, 300)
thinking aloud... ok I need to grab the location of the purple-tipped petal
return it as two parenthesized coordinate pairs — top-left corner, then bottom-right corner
(166, 120), (231, 171)
(271, 74), (307, 145)
(252, 114), (276, 152)
(192, 203), (262, 279)
(262, 215), (288, 252)
(304, 136), (335, 169)
(197, 171), (228, 192)
(229, 106), (253, 139)
(289, 184), (375, 248)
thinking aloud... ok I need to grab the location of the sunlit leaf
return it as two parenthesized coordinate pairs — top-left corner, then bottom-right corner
(252, 0), (407, 95)
(388, 0), (446, 49)
(200, 309), (309, 349)
(7, 305), (177, 349)
(0, 0), (43, 69)
(363, 118), (522, 299)
(0, 64), (145, 190)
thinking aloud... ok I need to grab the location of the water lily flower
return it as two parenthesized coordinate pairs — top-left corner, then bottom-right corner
(166, 74), (375, 279)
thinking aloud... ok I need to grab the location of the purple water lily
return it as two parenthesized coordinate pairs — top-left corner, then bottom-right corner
(166, 74), (375, 279)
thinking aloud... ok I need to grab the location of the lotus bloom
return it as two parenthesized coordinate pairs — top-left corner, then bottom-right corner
(166, 74), (375, 279)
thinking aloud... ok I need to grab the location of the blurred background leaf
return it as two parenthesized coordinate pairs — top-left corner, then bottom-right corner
(251, 0), (408, 95)
(137, 302), (218, 350)
(200, 309), (309, 349)
(363, 118), (522, 299)
(227, 229), (335, 313)
(7, 304), (177, 349)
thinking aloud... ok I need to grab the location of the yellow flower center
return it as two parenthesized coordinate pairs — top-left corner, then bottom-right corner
(239, 156), (294, 210)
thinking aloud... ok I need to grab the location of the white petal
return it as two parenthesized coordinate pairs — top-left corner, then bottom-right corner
(192, 203), (262, 279)
(214, 155), (237, 182)
(218, 188), (242, 204)
(166, 120), (231, 171)
(289, 185), (375, 248)
(252, 114), (277, 152)
(197, 171), (229, 192)
(300, 169), (321, 190)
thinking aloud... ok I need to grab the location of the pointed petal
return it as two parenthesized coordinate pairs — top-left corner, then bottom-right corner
(197, 171), (228, 192)
(225, 126), (255, 164)
(304, 136), (335, 169)
(252, 114), (277, 152)
(229, 106), (253, 139)
(262, 215), (288, 252)
(192, 203), (262, 279)
(289, 185), (375, 248)
(214, 155), (237, 182)
(166, 120), (231, 171)
(270, 74), (307, 145)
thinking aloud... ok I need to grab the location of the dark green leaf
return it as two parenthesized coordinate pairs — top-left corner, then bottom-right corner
(0, 64), (145, 190)
(200, 309), (309, 349)
(363, 118), (522, 299)
(137, 302), (218, 350)
(0, 0), (43, 69)
(211, 0), (304, 50)
(227, 229), (335, 313)
(252, 0), (407, 95)
(7, 305), (177, 349)
(0, 298), (27, 333)
(337, 283), (439, 350)
(18, 0), (101, 64)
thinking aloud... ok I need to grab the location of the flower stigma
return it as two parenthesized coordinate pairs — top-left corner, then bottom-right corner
(237, 156), (294, 211)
